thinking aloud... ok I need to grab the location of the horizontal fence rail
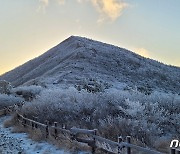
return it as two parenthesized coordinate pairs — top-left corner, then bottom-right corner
(0, 104), (175, 154)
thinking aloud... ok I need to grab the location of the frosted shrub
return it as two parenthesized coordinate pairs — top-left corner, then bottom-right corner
(0, 94), (24, 109)
(19, 86), (180, 149)
(12, 85), (43, 101)
(125, 98), (145, 117)
(0, 80), (12, 94)
(75, 79), (111, 93)
(13, 85), (43, 95)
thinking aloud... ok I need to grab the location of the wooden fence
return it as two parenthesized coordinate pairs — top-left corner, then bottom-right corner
(0, 104), (178, 154)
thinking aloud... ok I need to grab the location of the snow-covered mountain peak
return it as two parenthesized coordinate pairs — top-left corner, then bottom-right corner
(0, 36), (180, 94)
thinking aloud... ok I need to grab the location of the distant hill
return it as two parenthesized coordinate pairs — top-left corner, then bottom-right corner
(0, 36), (180, 94)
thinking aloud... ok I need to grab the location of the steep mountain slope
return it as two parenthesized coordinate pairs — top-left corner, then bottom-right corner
(0, 36), (180, 93)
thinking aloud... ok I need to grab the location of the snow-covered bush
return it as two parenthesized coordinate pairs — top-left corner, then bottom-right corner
(75, 78), (111, 93)
(0, 80), (12, 94)
(12, 85), (43, 101)
(0, 94), (24, 109)
(19, 87), (180, 150)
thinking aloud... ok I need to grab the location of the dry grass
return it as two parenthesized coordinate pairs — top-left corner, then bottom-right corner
(12, 124), (44, 142)
(3, 113), (18, 128)
(28, 128), (44, 141)
(154, 139), (170, 154)
(48, 131), (92, 153)
(4, 114), (43, 141)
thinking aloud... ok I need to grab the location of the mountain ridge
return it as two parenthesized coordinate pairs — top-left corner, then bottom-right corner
(0, 36), (180, 94)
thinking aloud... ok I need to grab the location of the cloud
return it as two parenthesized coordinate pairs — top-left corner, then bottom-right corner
(37, 0), (128, 22)
(38, 0), (49, 12)
(133, 48), (150, 58)
(78, 0), (128, 22)
(92, 0), (128, 22)
(56, 0), (65, 5)
(37, 0), (65, 12)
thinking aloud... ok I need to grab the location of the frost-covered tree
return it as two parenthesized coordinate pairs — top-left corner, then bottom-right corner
(0, 80), (12, 94)
(12, 85), (43, 101)
(0, 94), (24, 109)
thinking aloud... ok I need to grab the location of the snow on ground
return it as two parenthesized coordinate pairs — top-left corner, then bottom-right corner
(0, 116), (88, 154)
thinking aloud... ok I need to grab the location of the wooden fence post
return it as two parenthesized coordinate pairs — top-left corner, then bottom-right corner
(4, 107), (7, 115)
(62, 124), (66, 129)
(126, 136), (131, 154)
(13, 104), (15, 112)
(92, 129), (97, 154)
(118, 136), (123, 154)
(54, 122), (58, 139)
(45, 120), (49, 138)
(31, 121), (34, 129)
(6, 107), (10, 114)
(17, 113), (20, 120)
(33, 116), (38, 128)
(170, 148), (176, 154)
(31, 117), (35, 129)
(23, 115), (26, 128)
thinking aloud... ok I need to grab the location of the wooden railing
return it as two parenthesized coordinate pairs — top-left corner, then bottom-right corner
(0, 104), (175, 154)
(170, 148), (180, 154)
